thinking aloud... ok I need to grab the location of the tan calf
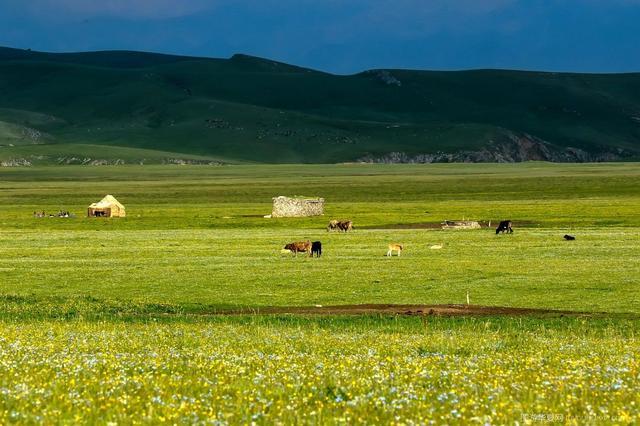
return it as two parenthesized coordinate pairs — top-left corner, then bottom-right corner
(386, 243), (403, 257)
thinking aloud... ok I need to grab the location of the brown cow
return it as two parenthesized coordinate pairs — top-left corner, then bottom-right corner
(327, 220), (339, 231)
(327, 220), (353, 232)
(338, 220), (353, 232)
(283, 240), (312, 256)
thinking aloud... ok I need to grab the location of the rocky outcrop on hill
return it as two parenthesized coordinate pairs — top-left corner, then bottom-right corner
(367, 70), (402, 86)
(357, 133), (634, 163)
(0, 156), (223, 166)
(0, 158), (32, 166)
(162, 158), (223, 165)
(56, 157), (126, 165)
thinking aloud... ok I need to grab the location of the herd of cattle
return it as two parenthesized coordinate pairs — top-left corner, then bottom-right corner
(280, 220), (354, 257)
(326, 220), (353, 232)
(280, 218), (570, 258)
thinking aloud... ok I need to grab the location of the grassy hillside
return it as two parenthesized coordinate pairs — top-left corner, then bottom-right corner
(1, 46), (640, 163)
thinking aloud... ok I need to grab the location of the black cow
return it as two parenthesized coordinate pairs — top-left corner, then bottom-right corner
(311, 241), (322, 257)
(564, 234), (576, 241)
(495, 220), (513, 234)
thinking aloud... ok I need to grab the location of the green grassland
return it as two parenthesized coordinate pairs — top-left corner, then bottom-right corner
(1, 46), (640, 163)
(1, 162), (639, 313)
(1, 163), (639, 423)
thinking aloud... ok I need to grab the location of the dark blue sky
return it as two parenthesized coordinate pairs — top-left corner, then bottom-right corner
(1, 0), (639, 74)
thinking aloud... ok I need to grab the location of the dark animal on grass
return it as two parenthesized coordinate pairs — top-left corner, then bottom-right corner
(564, 234), (576, 241)
(311, 241), (322, 257)
(495, 220), (513, 234)
(283, 240), (312, 256)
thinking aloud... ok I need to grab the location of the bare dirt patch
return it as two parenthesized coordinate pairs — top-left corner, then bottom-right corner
(208, 304), (589, 317)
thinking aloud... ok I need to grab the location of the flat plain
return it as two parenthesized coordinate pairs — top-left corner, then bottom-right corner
(0, 163), (639, 423)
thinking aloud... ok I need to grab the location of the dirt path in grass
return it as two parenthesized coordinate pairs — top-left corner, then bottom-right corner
(208, 304), (590, 317)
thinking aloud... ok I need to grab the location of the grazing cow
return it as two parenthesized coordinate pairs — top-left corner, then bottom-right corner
(386, 243), (404, 257)
(283, 240), (312, 256)
(327, 220), (353, 232)
(495, 220), (513, 234)
(338, 220), (353, 232)
(311, 241), (322, 257)
(564, 234), (576, 241)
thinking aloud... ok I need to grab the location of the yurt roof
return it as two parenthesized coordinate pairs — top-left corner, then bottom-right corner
(89, 194), (124, 209)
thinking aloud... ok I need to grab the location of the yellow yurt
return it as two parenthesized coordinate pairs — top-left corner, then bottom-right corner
(87, 195), (126, 218)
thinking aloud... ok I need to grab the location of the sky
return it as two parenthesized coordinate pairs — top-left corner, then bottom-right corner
(1, 0), (639, 74)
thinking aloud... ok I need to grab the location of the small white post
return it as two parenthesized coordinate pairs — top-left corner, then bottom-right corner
(466, 291), (470, 305)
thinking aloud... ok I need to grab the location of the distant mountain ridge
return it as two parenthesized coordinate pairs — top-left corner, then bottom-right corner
(1, 46), (639, 164)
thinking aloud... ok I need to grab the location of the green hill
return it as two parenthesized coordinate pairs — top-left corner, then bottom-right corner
(1, 46), (639, 164)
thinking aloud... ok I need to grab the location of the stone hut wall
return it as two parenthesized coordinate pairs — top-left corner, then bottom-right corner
(271, 196), (324, 218)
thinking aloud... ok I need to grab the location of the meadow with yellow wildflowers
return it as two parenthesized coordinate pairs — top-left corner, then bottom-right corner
(0, 317), (639, 424)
